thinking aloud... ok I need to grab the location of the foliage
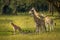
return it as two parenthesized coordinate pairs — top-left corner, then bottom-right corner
(0, 0), (49, 14)
(0, 0), (59, 15)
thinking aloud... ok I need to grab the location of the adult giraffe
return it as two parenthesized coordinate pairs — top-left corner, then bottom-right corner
(29, 7), (46, 32)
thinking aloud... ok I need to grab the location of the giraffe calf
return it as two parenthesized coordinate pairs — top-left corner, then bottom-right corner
(11, 22), (22, 34)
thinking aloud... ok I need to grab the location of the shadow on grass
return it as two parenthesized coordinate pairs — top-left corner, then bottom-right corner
(0, 27), (60, 36)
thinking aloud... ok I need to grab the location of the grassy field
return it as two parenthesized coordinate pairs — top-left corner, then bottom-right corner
(0, 13), (60, 40)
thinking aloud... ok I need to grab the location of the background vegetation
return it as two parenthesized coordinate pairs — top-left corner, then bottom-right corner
(0, 0), (60, 15)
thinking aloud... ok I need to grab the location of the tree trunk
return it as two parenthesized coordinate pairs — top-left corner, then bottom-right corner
(49, 3), (54, 16)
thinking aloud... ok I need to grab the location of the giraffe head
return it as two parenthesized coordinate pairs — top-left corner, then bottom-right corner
(29, 7), (37, 16)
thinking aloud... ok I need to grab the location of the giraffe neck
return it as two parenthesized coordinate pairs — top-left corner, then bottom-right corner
(33, 9), (38, 16)
(33, 10), (39, 20)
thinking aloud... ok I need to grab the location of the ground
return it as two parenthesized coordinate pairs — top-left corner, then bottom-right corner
(0, 12), (60, 40)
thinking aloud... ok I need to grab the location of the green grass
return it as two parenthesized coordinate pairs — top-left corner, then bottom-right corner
(0, 14), (60, 40)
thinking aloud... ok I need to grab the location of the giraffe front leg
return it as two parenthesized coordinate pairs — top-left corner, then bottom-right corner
(45, 23), (49, 32)
(42, 24), (46, 32)
(36, 27), (40, 33)
(50, 26), (52, 31)
(14, 29), (16, 35)
(36, 24), (40, 33)
(50, 24), (54, 31)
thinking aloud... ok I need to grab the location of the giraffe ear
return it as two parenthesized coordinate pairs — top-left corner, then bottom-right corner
(31, 7), (35, 10)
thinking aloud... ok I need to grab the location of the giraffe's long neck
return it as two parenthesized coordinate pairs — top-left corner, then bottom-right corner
(32, 10), (40, 21)
(33, 10), (41, 20)
(33, 10), (38, 17)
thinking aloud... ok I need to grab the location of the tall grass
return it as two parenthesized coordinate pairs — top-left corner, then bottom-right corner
(0, 14), (60, 40)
